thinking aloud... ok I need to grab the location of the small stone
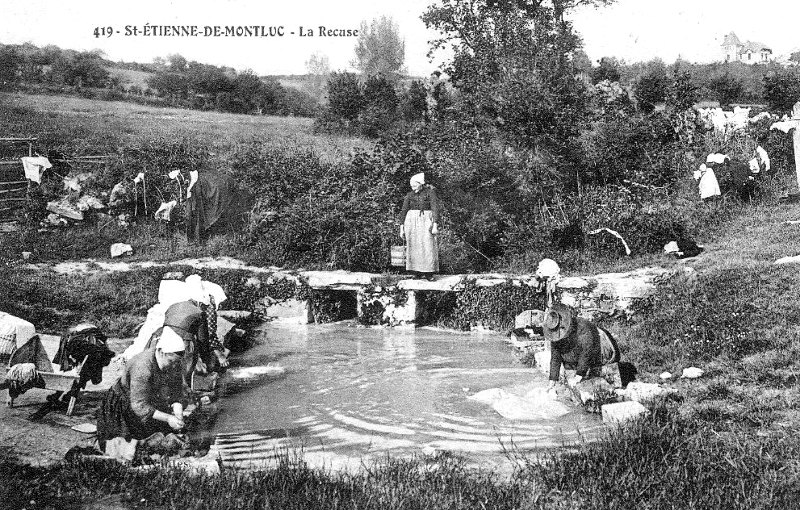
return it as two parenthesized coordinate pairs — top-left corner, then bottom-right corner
(622, 382), (675, 404)
(682, 367), (704, 379)
(602, 401), (649, 424)
(660, 371), (672, 380)
(110, 243), (133, 258)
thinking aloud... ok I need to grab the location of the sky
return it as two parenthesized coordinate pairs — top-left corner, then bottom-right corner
(1, 0), (799, 76)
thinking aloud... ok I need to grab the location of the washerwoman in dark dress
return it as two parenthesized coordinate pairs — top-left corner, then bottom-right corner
(399, 172), (440, 280)
(96, 327), (187, 448)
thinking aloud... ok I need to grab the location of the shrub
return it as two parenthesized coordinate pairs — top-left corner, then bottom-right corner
(667, 70), (699, 111)
(707, 73), (744, 107)
(634, 71), (668, 113)
(325, 72), (364, 122)
(579, 113), (679, 186)
(763, 69), (800, 114)
(398, 79), (428, 122)
(435, 280), (546, 331)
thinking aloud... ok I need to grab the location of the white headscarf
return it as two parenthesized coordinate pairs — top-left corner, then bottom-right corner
(185, 274), (210, 305)
(706, 153), (728, 165)
(410, 173), (425, 187)
(157, 327), (186, 353)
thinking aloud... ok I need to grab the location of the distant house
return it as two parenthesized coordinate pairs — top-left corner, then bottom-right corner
(722, 32), (772, 64)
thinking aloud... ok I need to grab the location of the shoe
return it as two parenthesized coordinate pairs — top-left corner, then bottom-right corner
(424, 274), (436, 281)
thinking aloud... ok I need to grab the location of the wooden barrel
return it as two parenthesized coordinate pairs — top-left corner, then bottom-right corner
(390, 245), (406, 267)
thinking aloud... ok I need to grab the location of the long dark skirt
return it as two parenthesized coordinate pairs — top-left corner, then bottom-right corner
(96, 381), (171, 444)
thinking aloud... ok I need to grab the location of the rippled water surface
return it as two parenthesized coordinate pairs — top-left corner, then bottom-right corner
(211, 323), (605, 472)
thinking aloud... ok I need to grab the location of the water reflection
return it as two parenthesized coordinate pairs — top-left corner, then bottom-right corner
(211, 323), (606, 472)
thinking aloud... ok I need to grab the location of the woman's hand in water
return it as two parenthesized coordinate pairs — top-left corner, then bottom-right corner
(167, 414), (185, 431)
(547, 380), (557, 397)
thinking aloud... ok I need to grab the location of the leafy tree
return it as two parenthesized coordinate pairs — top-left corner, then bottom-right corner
(147, 71), (189, 100)
(360, 75), (398, 137)
(363, 75), (397, 111)
(232, 70), (264, 113)
(572, 49), (593, 75)
(167, 54), (188, 73)
(422, 0), (610, 153)
(353, 16), (406, 80)
(399, 80), (428, 122)
(305, 52), (330, 101)
(50, 51), (109, 87)
(707, 72), (743, 107)
(667, 70), (698, 111)
(325, 72), (364, 122)
(634, 68), (668, 113)
(591, 56), (622, 84)
(764, 69), (800, 114)
(0, 45), (20, 84)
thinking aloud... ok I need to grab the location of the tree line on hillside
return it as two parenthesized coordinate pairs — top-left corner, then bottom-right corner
(589, 56), (800, 112)
(0, 43), (112, 88)
(0, 43), (318, 117)
(145, 54), (317, 116)
(316, 16), (800, 140)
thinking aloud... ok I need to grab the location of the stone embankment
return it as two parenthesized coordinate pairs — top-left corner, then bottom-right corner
(28, 256), (676, 327)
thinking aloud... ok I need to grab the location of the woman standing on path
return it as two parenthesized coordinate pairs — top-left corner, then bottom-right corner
(399, 172), (440, 280)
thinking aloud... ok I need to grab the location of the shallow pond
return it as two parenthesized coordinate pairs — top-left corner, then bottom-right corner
(210, 323), (606, 472)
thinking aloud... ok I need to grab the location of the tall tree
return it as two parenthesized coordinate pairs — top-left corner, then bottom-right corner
(0, 45), (20, 84)
(352, 16), (406, 80)
(305, 52), (330, 101)
(422, 0), (612, 152)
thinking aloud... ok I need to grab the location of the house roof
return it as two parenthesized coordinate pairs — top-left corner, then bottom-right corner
(743, 41), (771, 53)
(722, 32), (742, 47)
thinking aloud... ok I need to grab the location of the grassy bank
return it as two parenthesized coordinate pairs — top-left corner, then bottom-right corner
(2, 405), (799, 509)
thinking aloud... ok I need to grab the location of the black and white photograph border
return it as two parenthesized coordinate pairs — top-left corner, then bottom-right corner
(2, 0), (800, 508)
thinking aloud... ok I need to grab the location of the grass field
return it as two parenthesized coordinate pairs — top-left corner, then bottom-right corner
(0, 91), (369, 163)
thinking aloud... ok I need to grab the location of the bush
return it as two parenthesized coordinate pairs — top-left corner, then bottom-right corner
(634, 71), (668, 113)
(763, 69), (800, 114)
(325, 72), (364, 122)
(579, 112), (679, 186)
(707, 73), (744, 107)
(434, 280), (546, 331)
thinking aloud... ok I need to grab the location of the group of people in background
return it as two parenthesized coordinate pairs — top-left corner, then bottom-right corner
(694, 146), (771, 202)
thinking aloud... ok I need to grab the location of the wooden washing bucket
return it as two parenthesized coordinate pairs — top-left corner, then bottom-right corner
(390, 245), (406, 267)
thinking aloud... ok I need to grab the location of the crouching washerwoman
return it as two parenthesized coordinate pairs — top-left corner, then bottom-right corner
(543, 304), (621, 392)
(96, 327), (187, 448)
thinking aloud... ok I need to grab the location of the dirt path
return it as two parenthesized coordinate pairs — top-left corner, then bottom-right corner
(0, 336), (128, 466)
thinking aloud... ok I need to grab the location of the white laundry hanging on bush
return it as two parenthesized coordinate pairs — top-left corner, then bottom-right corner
(589, 228), (631, 255)
(770, 101), (800, 190)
